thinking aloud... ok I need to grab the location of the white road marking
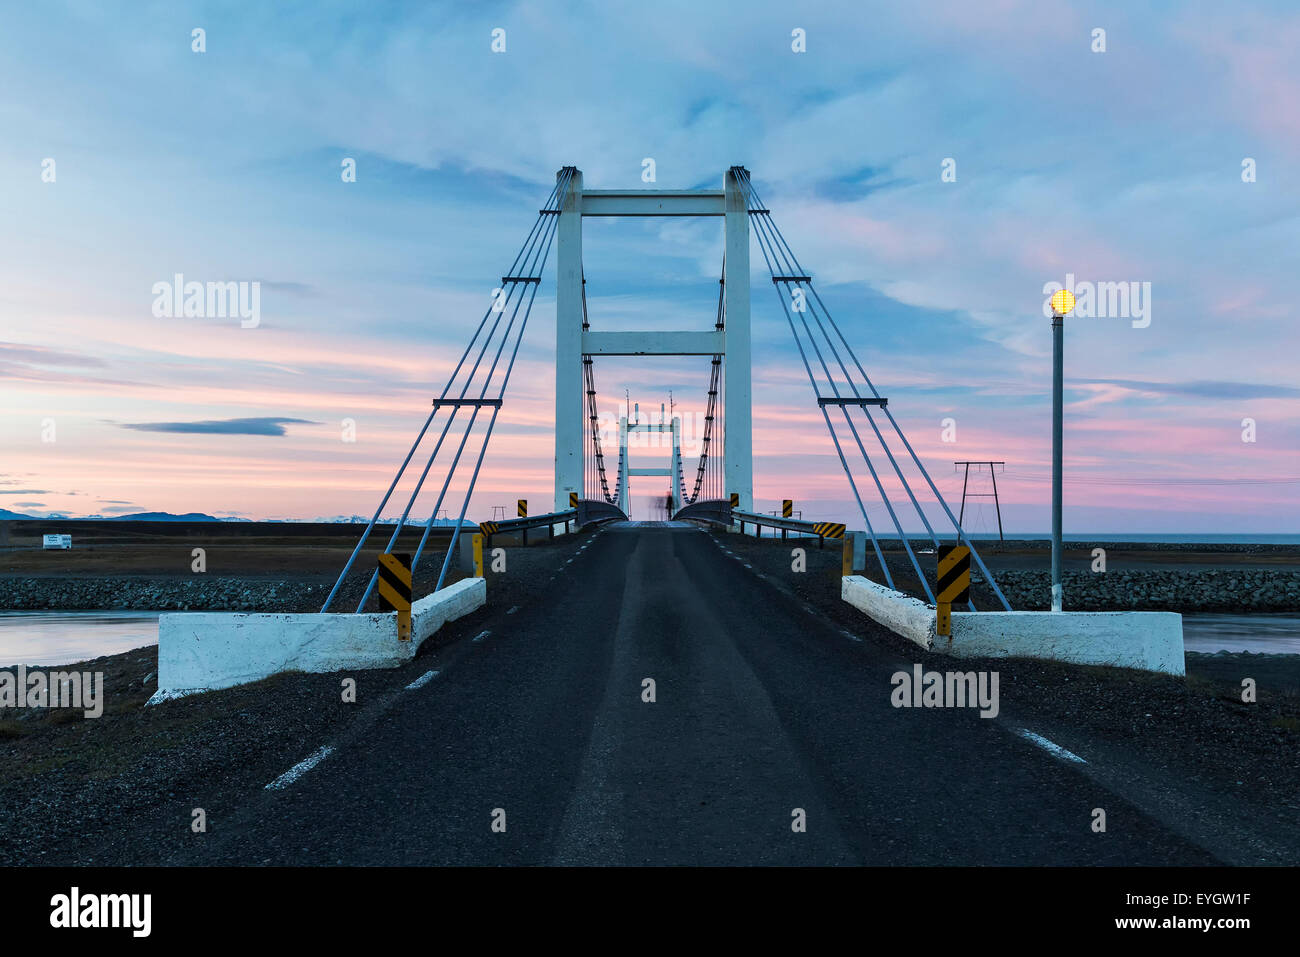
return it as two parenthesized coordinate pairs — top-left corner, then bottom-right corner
(507, 605), (519, 614)
(266, 745), (335, 791)
(1016, 728), (1086, 764)
(840, 629), (863, 643)
(406, 669), (440, 689)
(473, 629), (491, 643)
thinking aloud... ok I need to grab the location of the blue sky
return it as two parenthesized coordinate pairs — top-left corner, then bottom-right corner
(1, 0), (1297, 530)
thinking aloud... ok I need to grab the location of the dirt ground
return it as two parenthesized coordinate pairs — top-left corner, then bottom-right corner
(0, 525), (590, 865)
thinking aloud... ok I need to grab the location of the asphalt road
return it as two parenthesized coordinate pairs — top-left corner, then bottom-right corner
(172, 523), (1218, 865)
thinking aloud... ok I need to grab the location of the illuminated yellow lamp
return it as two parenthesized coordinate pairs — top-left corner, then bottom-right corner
(1050, 288), (1076, 316)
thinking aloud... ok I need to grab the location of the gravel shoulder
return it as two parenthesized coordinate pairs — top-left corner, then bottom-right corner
(0, 528), (593, 865)
(714, 528), (1300, 864)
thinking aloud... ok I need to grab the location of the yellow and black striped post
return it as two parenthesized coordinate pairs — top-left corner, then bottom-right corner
(782, 499), (793, 540)
(377, 552), (413, 641)
(812, 521), (845, 549)
(472, 533), (484, 577)
(518, 498), (528, 546)
(936, 545), (971, 638)
(569, 491), (578, 508)
(729, 492), (739, 508)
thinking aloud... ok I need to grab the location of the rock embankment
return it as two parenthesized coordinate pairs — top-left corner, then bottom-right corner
(0, 577), (321, 612)
(984, 569), (1300, 612)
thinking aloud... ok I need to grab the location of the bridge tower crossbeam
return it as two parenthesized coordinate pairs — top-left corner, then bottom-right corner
(554, 167), (752, 515)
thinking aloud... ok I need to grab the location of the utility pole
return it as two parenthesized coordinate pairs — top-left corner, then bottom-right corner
(955, 461), (1006, 541)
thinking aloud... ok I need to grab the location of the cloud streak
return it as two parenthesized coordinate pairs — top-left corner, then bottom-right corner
(118, 417), (321, 436)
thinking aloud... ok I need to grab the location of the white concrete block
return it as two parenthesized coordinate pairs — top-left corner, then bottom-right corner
(841, 575), (1185, 676)
(155, 577), (486, 696)
(948, 609), (1185, 676)
(842, 576), (936, 649)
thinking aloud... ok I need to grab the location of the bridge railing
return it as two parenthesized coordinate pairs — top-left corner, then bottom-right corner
(731, 509), (846, 547)
(477, 508), (578, 542)
(476, 500), (626, 543)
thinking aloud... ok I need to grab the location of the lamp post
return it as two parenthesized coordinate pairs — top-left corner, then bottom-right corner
(1049, 288), (1076, 612)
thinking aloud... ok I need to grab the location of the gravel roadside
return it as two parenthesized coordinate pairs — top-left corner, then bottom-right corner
(0, 528), (595, 865)
(712, 527), (1300, 863)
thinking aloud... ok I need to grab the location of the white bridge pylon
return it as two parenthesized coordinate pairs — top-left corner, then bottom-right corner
(617, 415), (683, 517)
(553, 167), (752, 515)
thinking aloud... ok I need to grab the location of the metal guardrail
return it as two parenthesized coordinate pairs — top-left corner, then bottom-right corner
(478, 508), (577, 537)
(476, 500), (626, 541)
(731, 509), (845, 545)
(672, 498), (733, 525)
(576, 499), (626, 526)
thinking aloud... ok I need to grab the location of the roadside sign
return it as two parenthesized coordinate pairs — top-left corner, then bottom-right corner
(377, 552), (413, 641)
(936, 545), (971, 638)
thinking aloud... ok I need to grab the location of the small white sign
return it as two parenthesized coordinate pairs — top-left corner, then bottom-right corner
(42, 534), (72, 549)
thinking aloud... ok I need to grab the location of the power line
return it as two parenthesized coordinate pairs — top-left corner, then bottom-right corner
(1001, 472), (1300, 487)
(955, 461), (1005, 541)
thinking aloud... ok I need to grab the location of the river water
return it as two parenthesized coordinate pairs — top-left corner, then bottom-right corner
(0, 610), (1296, 667)
(1180, 613), (1300, 655)
(0, 611), (160, 667)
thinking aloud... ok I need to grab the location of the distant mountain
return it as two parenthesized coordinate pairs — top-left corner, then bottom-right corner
(313, 515), (476, 526)
(104, 511), (222, 522)
(0, 508), (226, 522)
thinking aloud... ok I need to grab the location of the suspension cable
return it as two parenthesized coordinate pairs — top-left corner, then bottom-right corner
(732, 167), (1010, 610)
(323, 168), (576, 611)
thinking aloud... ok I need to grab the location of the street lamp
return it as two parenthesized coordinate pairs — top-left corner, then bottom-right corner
(1049, 288), (1075, 612)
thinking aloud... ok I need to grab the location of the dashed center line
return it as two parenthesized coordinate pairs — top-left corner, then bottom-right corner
(406, 669), (440, 690)
(1016, 728), (1087, 764)
(506, 605), (519, 614)
(265, 745), (335, 791)
(473, 629), (491, 642)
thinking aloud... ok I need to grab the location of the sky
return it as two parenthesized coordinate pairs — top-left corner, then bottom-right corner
(1, 0), (1297, 532)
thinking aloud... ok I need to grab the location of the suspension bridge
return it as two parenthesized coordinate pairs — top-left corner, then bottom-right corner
(153, 166), (1196, 867)
(319, 166), (1010, 615)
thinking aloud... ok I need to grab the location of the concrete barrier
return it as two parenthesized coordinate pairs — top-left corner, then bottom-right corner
(152, 578), (486, 698)
(841, 575), (1184, 676)
(842, 576), (934, 648)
